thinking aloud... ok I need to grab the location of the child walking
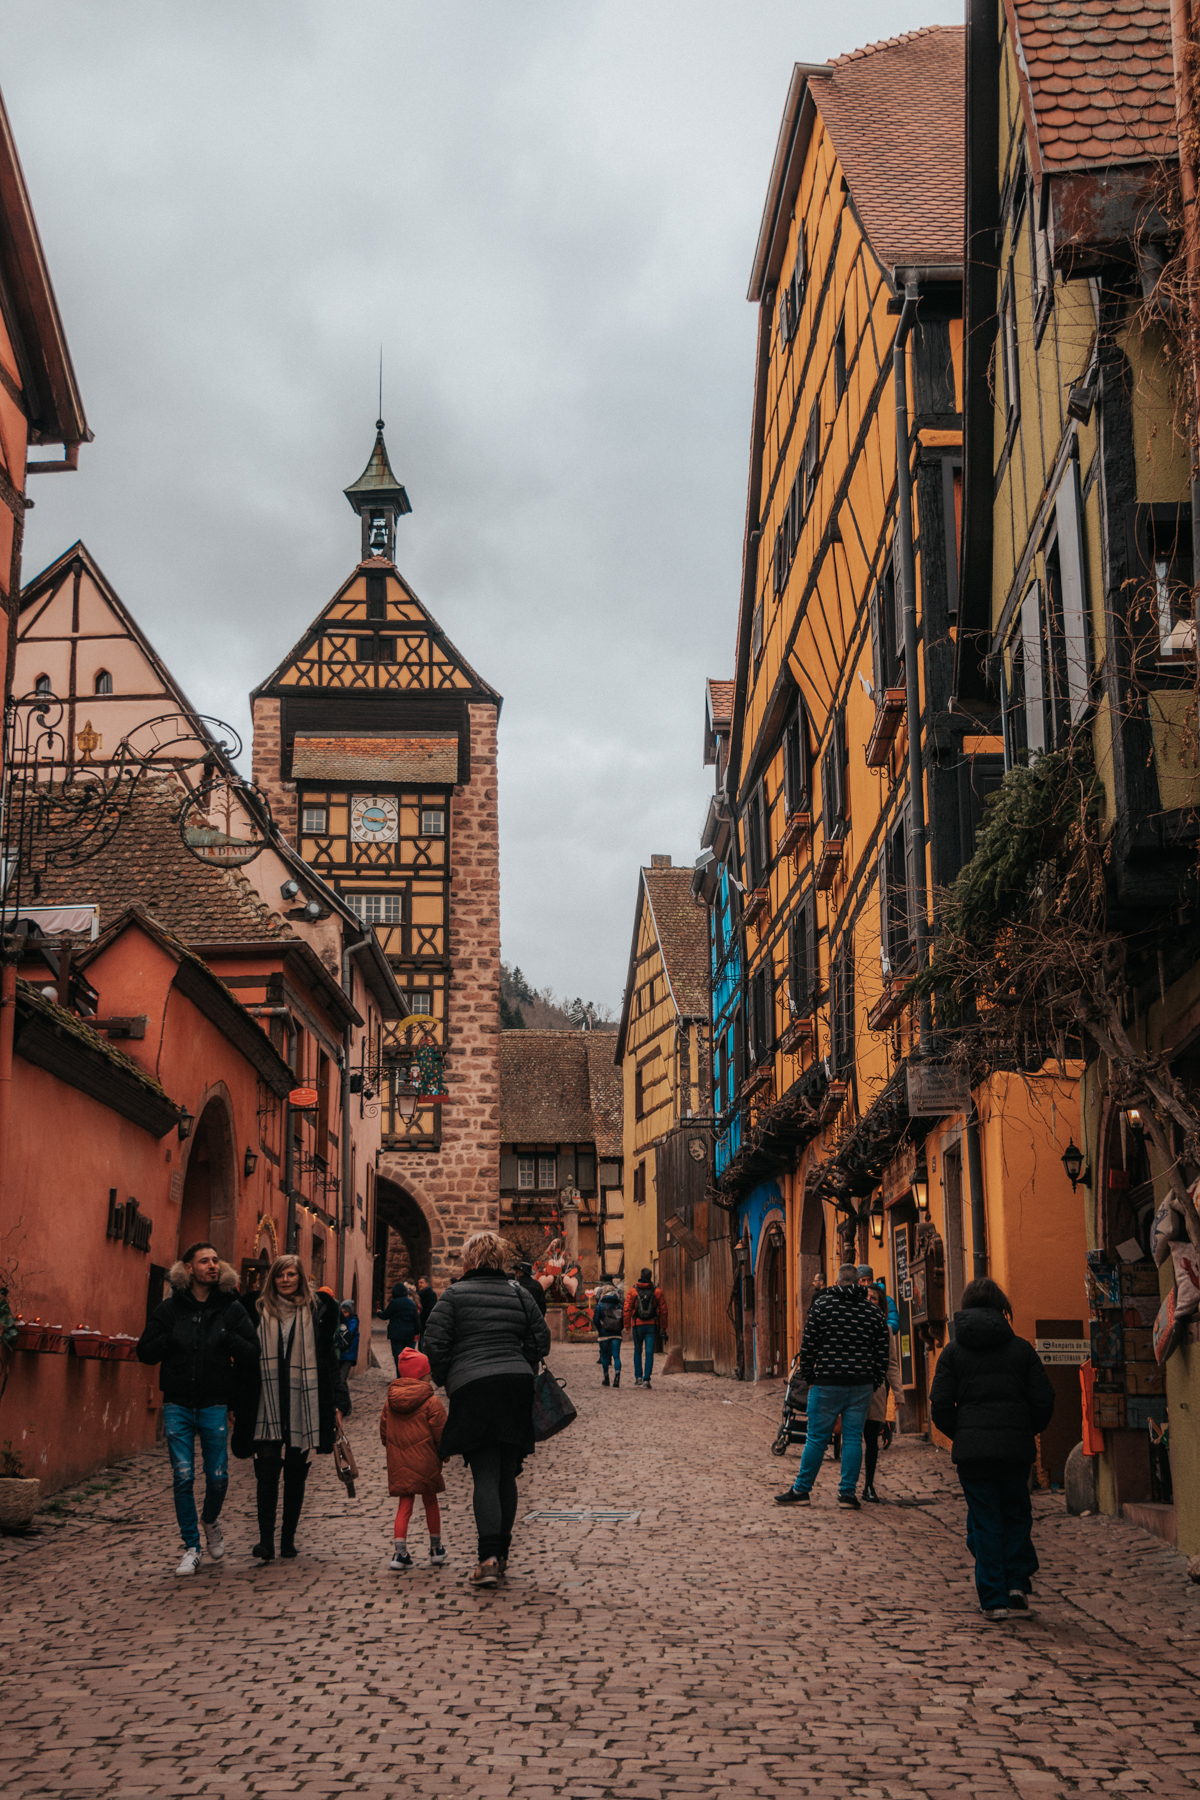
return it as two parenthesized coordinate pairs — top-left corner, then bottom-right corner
(380, 1346), (448, 1569)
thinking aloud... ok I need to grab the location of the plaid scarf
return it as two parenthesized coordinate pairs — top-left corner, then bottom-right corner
(255, 1300), (321, 1449)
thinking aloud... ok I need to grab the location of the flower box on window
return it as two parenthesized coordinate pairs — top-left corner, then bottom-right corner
(741, 887), (770, 928)
(868, 975), (911, 1032)
(814, 835), (845, 892)
(865, 690), (907, 767)
(777, 810), (811, 856)
(70, 1329), (104, 1359)
(780, 1015), (814, 1055)
(816, 1080), (848, 1126)
(14, 1320), (46, 1353)
(39, 1327), (70, 1355)
(741, 1066), (773, 1103)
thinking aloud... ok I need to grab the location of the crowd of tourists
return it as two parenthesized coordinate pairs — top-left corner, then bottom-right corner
(137, 1235), (1053, 1622)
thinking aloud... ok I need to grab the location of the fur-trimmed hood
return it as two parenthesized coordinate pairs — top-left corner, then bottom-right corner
(168, 1259), (240, 1294)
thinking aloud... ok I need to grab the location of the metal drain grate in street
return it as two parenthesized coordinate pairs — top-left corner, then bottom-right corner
(525, 1507), (642, 1522)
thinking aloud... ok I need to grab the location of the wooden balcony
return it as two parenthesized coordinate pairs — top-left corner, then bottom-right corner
(814, 834), (845, 891)
(779, 1014), (814, 1054)
(868, 974), (912, 1031)
(865, 689), (907, 767)
(816, 1079), (849, 1126)
(741, 886), (770, 928)
(777, 809), (811, 856)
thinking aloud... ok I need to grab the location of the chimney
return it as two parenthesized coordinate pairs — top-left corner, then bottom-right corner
(650, 854), (672, 869)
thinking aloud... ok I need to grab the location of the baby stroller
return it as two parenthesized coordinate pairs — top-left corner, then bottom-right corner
(770, 1354), (841, 1462)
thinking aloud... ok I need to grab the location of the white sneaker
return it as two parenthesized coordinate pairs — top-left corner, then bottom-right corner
(202, 1520), (225, 1561)
(176, 1547), (202, 1576)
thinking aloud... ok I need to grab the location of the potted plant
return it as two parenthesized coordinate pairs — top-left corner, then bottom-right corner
(0, 1438), (39, 1531)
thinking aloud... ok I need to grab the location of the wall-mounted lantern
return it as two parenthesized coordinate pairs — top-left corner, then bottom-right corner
(244, 1147), (258, 1179)
(177, 1107), (193, 1142)
(1061, 1140), (1090, 1192)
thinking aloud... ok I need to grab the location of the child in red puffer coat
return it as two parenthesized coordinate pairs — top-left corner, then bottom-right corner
(379, 1346), (448, 1569)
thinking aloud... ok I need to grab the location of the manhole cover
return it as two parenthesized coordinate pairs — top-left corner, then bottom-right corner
(525, 1508), (641, 1522)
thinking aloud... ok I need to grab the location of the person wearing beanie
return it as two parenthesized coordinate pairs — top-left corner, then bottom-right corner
(857, 1264), (901, 1333)
(775, 1262), (889, 1510)
(592, 1282), (625, 1387)
(623, 1267), (667, 1389)
(380, 1346), (449, 1569)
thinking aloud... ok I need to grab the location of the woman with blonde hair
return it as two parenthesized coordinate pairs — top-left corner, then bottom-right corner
(236, 1254), (341, 1563)
(423, 1230), (551, 1588)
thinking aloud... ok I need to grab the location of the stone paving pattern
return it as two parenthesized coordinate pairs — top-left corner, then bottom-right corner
(2, 1332), (1199, 1798)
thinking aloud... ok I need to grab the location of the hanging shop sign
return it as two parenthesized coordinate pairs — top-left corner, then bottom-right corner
(289, 1086), (320, 1111)
(106, 1188), (152, 1253)
(906, 1062), (970, 1118)
(179, 772), (272, 868)
(1035, 1337), (1089, 1365)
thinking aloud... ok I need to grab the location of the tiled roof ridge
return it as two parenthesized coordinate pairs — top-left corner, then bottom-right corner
(830, 24), (950, 66)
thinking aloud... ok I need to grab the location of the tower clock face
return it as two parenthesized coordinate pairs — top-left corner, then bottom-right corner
(350, 795), (399, 844)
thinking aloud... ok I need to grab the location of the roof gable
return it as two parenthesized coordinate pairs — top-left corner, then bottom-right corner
(252, 562), (500, 705)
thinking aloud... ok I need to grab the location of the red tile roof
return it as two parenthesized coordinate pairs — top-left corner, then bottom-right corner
(1009, 0), (1175, 173)
(23, 778), (296, 945)
(816, 26), (965, 270)
(500, 1028), (623, 1149)
(707, 679), (735, 728)
(644, 867), (709, 1018)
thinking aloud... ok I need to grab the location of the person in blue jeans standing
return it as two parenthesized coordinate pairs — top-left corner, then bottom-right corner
(137, 1242), (260, 1576)
(623, 1268), (667, 1389)
(774, 1262), (889, 1510)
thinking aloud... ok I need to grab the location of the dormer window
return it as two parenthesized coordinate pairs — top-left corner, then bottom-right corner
(94, 670), (112, 695)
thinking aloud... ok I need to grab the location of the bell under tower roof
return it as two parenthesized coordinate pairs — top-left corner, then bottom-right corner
(344, 420), (411, 561)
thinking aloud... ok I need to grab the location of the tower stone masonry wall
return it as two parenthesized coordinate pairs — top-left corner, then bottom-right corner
(251, 697), (297, 839)
(377, 699), (500, 1285)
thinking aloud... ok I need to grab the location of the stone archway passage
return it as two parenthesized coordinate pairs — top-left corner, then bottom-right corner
(374, 1178), (434, 1313)
(178, 1098), (236, 1264)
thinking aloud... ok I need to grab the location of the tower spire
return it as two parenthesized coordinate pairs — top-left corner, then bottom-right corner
(344, 418), (411, 562)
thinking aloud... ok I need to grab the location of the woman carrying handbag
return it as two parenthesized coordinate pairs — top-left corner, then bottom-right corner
(423, 1231), (551, 1588)
(235, 1255), (341, 1563)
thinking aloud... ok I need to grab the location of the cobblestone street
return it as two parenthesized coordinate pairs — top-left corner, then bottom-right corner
(2, 1336), (1199, 1799)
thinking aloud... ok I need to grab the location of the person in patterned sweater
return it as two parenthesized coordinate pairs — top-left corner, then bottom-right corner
(775, 1262), (890, 1511)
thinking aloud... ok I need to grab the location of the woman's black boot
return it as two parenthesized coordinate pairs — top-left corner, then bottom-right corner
(279, 1454), (309, 1558)
(253, 1453), (281, 1561)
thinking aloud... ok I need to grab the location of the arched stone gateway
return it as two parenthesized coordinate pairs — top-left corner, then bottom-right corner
(373, 1175), (447, 1311)
(177, 1086), (238, 1264)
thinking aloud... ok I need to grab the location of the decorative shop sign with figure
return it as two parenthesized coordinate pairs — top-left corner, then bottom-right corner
(106, 1188), (153, 1252)
(178, 769), (273, 867)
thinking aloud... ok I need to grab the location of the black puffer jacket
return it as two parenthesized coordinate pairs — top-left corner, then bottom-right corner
(798, 1280), (890, 1388)
(929, 1307), (1055, 1465)
(424, 1267), (551, 1396)
(136, 1261), (259, 1408)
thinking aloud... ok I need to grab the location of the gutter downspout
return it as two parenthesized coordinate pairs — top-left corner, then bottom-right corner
(893, 282), (932, 1053)
(339, 939), (373, 1301)
(1169, 0), (1200, 578)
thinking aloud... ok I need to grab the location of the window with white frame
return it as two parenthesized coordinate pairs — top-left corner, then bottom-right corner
(421, 808), (445, 836)
(302, 806), (327, 834)
(517, 1156), (535, 1190)
(407, 990), (432, 1015)
(538, 1154), (557, 1190)
(347, 892), (403, 925)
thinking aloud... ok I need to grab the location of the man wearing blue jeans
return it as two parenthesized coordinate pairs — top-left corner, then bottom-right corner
(775, 1262), (890, 1510)
(138, 1242), (260, 1575)
(624, 1268), (667, 1390)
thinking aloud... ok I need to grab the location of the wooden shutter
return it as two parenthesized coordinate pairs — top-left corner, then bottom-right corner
(499, 1153), (519, 1189)
(871, 588), (885, 696)
(1020, 586), (1047, 754)
(878, 843), (891, 976)
(634, 1065), (645, 1120)
(789, 900), (811, 1013)
(1054, 459), (1090, 723)
(757, 781), (771, 868)
(805, 901), (817, 1008)
(804, 400), (820, 508)
(746, 799), (762, 888)
(901, 800), (916, 957)
(821, 742), (835, 840)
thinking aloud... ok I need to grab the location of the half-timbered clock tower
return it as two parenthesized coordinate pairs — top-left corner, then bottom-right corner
(251, 422), (502, 1284)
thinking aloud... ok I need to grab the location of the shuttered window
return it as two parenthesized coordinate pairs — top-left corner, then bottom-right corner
(831, 935), (855, 1078)
(783, 704), (808, 814)
(821, 709), (847, 840)
(634, 1065), (645, 1120)
(1053, 458), (1091, 721)
(834, 317), (847, 404)
(803, 399), (821, 513)
(872, 558), (902, 689)
(788, 896), (816, 1015)
(879, 806), (912, 976)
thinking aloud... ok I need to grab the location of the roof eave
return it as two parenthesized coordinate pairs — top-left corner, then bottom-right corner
(748, 72), (823, 302)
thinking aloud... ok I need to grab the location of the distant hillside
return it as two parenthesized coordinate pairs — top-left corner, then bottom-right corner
(500, 962), (615, 1031)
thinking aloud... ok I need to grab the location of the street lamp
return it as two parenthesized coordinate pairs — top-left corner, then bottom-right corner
(244, 1146), (258, 1179)
(177, 1107), (193, 1142)
(870, 1202), (885, 1245)
(1061, 1140), (1089, 1192)
(912, 1174), (929, 1219)
(394, 1065), (420, 1123)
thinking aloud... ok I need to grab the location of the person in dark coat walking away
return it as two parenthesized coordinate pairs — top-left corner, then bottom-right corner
(334, 1299), (359, 1417)
(384, 1280), (421, 1373)
(862, 1282), (903, 1502)
(623, 1268), (667, 1389)
(592, 1282), (624, 1387)
(243, 1255), (341, 1563)
(137, 1241), (260, 1576)
(424, 1230), (551, 1588)
(775, 1262), (889, 1510)
(514, 1258), (548, 1317)
(381, 1346), (448, 1569)
(930, 1276), (1055, 1620)
(415, 1275), (437, 1346)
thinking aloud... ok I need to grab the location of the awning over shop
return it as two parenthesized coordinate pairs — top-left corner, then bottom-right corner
(291, 735), (458, 783)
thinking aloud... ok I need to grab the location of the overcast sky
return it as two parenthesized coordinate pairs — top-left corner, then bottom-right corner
(4, 0), (961, 1010)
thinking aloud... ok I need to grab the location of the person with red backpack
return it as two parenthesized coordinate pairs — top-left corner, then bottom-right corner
(623, 1267), (667, 1389)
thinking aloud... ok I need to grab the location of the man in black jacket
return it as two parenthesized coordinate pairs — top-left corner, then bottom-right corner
(137, 1241), (260, 1576)
(930, 1276), (1055, 1621)
(775, 1263), (890, 1511)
